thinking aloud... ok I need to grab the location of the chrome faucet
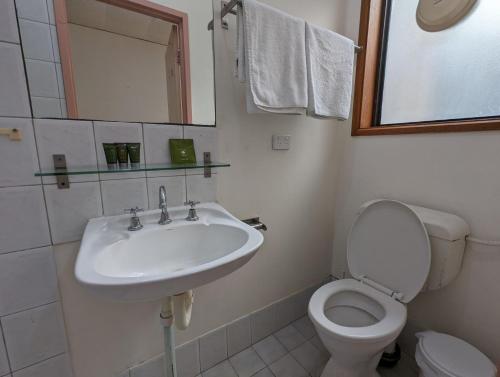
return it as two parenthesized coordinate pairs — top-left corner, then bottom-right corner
(184, 201), (200, 221)
(124, 207), (144, 231)
(158, 185), (172, 225)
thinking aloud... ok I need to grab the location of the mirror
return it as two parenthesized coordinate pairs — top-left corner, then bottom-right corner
(36, 0), (215, 125)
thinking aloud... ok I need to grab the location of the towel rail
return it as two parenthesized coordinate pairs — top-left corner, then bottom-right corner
(208, 0), (363, 53)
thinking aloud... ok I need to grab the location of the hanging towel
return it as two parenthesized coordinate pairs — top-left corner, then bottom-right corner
(237, 0), (308, 114)
(306, 23), (355, 120)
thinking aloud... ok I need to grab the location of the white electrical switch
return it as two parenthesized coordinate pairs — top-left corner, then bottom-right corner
(272, 135), (291, 150)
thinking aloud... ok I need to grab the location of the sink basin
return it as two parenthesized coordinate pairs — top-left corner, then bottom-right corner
(76, 203), (264, 302)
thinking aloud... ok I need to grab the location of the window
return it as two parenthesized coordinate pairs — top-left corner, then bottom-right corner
(352, 0), (500, 136)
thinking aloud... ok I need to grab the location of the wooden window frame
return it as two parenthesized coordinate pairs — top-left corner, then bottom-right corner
(352, 0), (500, 136)
(54, 0), (192, 123)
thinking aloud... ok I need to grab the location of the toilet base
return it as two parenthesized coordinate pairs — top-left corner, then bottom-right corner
(320, 354), (382, 377)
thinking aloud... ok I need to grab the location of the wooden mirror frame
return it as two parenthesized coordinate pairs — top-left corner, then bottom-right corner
(54, 0), (192, 123)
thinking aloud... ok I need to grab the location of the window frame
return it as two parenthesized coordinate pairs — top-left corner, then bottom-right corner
(352, 0), (500, 136)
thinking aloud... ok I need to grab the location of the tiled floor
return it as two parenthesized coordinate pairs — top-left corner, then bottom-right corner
(197, 316), (418, 377)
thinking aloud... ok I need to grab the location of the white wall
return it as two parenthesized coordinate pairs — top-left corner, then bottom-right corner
(69, 24), (169, 122)
(332, 2), (500, 367)
(52, 1), (351, 377)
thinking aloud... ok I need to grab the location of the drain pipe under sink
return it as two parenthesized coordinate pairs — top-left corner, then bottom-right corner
(160, 291), (194, 377)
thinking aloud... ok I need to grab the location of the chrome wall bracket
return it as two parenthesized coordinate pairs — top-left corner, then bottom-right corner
(204, 152), (211, 178)
(53, 154), (70, 189)
(242, 217), (268, 231)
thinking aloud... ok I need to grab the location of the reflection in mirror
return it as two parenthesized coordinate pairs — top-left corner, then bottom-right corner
(53, 0), (215, 125)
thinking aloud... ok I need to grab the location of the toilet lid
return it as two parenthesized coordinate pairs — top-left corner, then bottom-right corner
(347, 200), (431, 303)
(418, 332), (497, 377)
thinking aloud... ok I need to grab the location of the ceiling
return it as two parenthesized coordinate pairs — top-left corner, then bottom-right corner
(66, 0), (174, 46)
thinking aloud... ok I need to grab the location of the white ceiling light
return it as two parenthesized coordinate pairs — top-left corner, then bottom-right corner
(416, 0), (477, 32)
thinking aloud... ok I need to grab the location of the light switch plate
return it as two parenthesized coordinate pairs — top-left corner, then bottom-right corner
(272, 135), (291, 150)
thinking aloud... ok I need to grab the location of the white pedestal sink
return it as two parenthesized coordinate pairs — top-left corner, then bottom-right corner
(76, 202), (264, 302)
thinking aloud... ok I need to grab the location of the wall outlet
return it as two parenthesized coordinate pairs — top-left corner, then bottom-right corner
(272, 135), (291, 150)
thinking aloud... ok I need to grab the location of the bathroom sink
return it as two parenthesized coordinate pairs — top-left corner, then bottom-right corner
(76, 203), (264, 302)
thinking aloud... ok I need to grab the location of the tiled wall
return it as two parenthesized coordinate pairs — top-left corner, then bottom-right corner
(121, 283), (322, 377)
(0, 1), (218, 377)
(16, 0), (66, 118)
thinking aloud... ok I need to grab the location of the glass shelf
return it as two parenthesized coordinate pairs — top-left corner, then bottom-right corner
(35, 162), (230, 177)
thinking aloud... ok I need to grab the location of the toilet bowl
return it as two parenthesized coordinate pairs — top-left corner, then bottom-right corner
(309, 200), (469, 377)
(309, 279), (406, 377)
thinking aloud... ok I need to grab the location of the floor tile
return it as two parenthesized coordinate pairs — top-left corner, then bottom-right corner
(251, 368), (275, 377)
(253, 336), (287, 365)
(274, 325), (306, 352)
(229, 348), (265, 377)
(309, 335), (328, 356)
(269, 354), (307, 377)
(201, 361), (237, 377)
(290, 341), (327, 373)
(292, 316), (316, 340)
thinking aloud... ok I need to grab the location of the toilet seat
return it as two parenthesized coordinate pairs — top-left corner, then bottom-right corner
(347, 200), (431, 303)
(309, 279), (406, 342)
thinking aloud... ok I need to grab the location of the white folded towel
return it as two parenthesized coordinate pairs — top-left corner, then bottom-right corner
(237, 0), (308, 114)
(306, 22), (355, 120)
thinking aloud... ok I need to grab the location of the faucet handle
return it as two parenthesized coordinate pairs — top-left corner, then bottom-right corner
(124, 207), (144, 216)
(184, 200), (200, 208)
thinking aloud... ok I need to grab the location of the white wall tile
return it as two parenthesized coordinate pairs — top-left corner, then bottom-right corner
(59, 99), (67, 118)
(186, 175), (217, 203)
(0, 246), (58, 316)
(0, 118), (40, 187)
(0, 0), (19, 44)
(32, 97), (61, 118)
(0, 186), (50, 254)
(93, 122), (144, 180)
(44, 182), (102, 244)
(12, 354), (72, 377)
(1, 303), (67, 371)
(183, 126), (218, 176)
(176, 340), (200, 377)
(199, 326), (227, 371)
(15, 0), (49, 23)
(251, 305), (277, 344)
(129, 355), (163, 377)
(0, 326), (9, 376)
(50, 26), (60, 63)
(25, 59), (58, 98)
(0, 43), (31, 117)
(18, 20), (53, 62)
(227, 316), (251, 357)
(34, 119), (98, 184)
(55, 63), (64, 97)
(147, 176), (186, 209)
(183, 126), (218, 162)
(46, 0), (55, 25)
(143, 123), (183, 177)
(101, 178), (147, 216)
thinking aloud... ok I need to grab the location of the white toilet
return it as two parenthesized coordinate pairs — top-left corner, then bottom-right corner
(416, 331), (497, 377)
(308, 199), (470, 377)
